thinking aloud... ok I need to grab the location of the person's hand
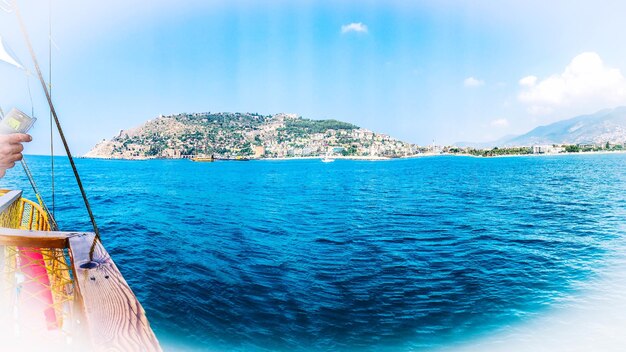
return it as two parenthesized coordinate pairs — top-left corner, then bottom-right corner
(0, 133), (31, 178)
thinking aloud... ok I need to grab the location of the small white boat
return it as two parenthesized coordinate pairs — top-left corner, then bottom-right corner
(321, 156), (335, 163)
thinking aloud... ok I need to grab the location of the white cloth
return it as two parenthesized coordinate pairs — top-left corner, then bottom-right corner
(0, 35), (24, 70)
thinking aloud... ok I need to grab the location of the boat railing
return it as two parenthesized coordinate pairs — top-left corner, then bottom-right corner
(0, 189), (161, 351)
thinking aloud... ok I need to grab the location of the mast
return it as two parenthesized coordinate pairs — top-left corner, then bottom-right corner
(11, 0), (101, 246)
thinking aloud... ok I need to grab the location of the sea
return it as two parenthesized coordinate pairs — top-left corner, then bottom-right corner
(3, 154), (626, 351)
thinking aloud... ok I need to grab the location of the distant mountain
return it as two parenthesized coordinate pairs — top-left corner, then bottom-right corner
(503, 107), (626, 146)
(455, 134), (519, 149)
(505, 107), (626, 146)
(85, 112), (422, 159)
(460, 107), (626, 148)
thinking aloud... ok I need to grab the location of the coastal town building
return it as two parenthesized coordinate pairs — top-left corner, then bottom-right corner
(531, 145), (565, 154)
(86, 112), (428, 160)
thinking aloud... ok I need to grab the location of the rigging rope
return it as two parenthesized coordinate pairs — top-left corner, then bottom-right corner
(11, 0), (101, 249)
(20, 157), (59, 230)
(0, 0), (10, 13)
(25, 74), (33, 116)
(49, 0), (55, 216)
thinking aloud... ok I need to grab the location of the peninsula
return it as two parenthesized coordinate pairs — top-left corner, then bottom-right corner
(85, 112), (426, 160)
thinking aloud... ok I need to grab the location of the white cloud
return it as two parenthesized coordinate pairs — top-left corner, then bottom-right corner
(491, 118), (509, 127)
(464, 77), (485, 87)
(518, 52), (626, 115)
(341, 22), (368, 34)
(519, 76), (537, 87)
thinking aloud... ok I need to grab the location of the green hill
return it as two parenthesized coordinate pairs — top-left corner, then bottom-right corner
(85, 112), (420, 159)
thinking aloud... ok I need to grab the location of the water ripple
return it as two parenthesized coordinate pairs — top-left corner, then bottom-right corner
(4, 154), (626, 351)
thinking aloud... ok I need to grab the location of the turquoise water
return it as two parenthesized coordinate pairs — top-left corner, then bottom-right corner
(3, 154), (626, 351)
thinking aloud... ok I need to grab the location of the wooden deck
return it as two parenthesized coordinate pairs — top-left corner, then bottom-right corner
(0, 190), (162, 351)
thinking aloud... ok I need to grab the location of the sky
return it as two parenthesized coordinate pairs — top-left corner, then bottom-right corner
(2, 0), (626, 155)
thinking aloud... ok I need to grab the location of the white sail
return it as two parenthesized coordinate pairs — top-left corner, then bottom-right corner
(0, 35), (24, 70)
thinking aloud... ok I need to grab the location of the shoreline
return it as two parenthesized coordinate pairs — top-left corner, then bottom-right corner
(75, 149), (626, 161)
(458, 149), (626, 159)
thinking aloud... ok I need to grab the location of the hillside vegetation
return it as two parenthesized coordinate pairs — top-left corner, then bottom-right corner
(85, 112), (421, 159)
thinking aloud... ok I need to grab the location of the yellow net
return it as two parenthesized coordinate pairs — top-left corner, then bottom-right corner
(0, 192), (75, 345)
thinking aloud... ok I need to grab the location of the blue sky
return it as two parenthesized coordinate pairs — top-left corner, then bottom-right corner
(2, 0), (626, 154)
